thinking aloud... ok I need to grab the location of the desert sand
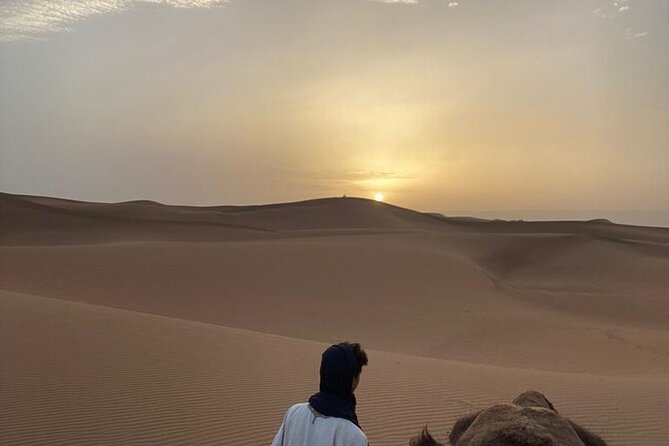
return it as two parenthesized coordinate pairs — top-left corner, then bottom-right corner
(1, 192), (668, 445)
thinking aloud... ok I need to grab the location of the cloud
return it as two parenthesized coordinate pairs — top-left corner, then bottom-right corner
(283, 167), (418, 193)
(593, 7), (616, 19)
(448, 2), (459, 8)
(0, 0), (228, 42)
(625, 27), (649, 39)
(0, 0), (426, 42)
(347, 170), (416, 182)
(593, 0), (628, 19)
(590, 1), (654, 40)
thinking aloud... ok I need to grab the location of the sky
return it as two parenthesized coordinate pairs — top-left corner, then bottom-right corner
(1, 0), (668, 225)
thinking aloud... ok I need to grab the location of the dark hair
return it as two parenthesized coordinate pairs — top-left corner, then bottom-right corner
(410, 427), (443, 446)
(344, 342), (368, 377)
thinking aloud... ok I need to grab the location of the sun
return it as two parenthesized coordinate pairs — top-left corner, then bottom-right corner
(374, 192), (384, 202)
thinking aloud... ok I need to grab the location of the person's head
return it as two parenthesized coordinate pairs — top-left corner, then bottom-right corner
(319, 342), (368, 397)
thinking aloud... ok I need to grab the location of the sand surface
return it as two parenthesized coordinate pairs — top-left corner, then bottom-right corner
(1, 192), (668, 445)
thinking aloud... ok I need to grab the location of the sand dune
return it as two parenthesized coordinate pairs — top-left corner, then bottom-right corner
(2, 290), (668, 446)
(1, 193), (668, 445)
(0, 193), (448, 245)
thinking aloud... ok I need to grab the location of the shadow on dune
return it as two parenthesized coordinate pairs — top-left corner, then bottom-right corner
(410, 391), (607, 446)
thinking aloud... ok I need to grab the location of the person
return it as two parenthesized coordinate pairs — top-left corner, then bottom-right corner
(271, 342), (369, 446)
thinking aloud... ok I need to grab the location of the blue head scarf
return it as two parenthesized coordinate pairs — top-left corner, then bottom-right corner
(308, 343), (361, 428)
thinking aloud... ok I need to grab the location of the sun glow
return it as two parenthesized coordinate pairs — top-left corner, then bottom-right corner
(374, 192), (384, 202)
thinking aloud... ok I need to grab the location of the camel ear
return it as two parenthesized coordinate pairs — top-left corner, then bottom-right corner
(568, 420), (608, 446)
(448, 411), (480, 446)
(544, 396), (556, 412)
(409, 427), (443, 446)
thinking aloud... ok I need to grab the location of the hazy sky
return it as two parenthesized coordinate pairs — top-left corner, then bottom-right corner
(1, 0), (667, 220)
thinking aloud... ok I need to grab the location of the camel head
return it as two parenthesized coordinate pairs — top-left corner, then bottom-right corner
(408, 391), (607, 446)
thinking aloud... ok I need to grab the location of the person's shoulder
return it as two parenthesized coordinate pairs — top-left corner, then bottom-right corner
(287, 402), (309, 412)
(284, 402), (310, 418)
(336, 418), (367, 445)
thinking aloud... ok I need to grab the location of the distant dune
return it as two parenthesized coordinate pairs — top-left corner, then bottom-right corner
(1, 192), (668, 445)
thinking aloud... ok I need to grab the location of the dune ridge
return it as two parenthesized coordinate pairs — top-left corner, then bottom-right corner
(0, 193), (453, 245)
(3, 192), (668, 244)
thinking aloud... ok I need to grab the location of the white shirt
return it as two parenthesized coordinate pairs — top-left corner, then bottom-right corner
(271, 403), (368, 446)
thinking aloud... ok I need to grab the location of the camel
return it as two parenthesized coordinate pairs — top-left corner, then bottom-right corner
(410, 391), (607, 446)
